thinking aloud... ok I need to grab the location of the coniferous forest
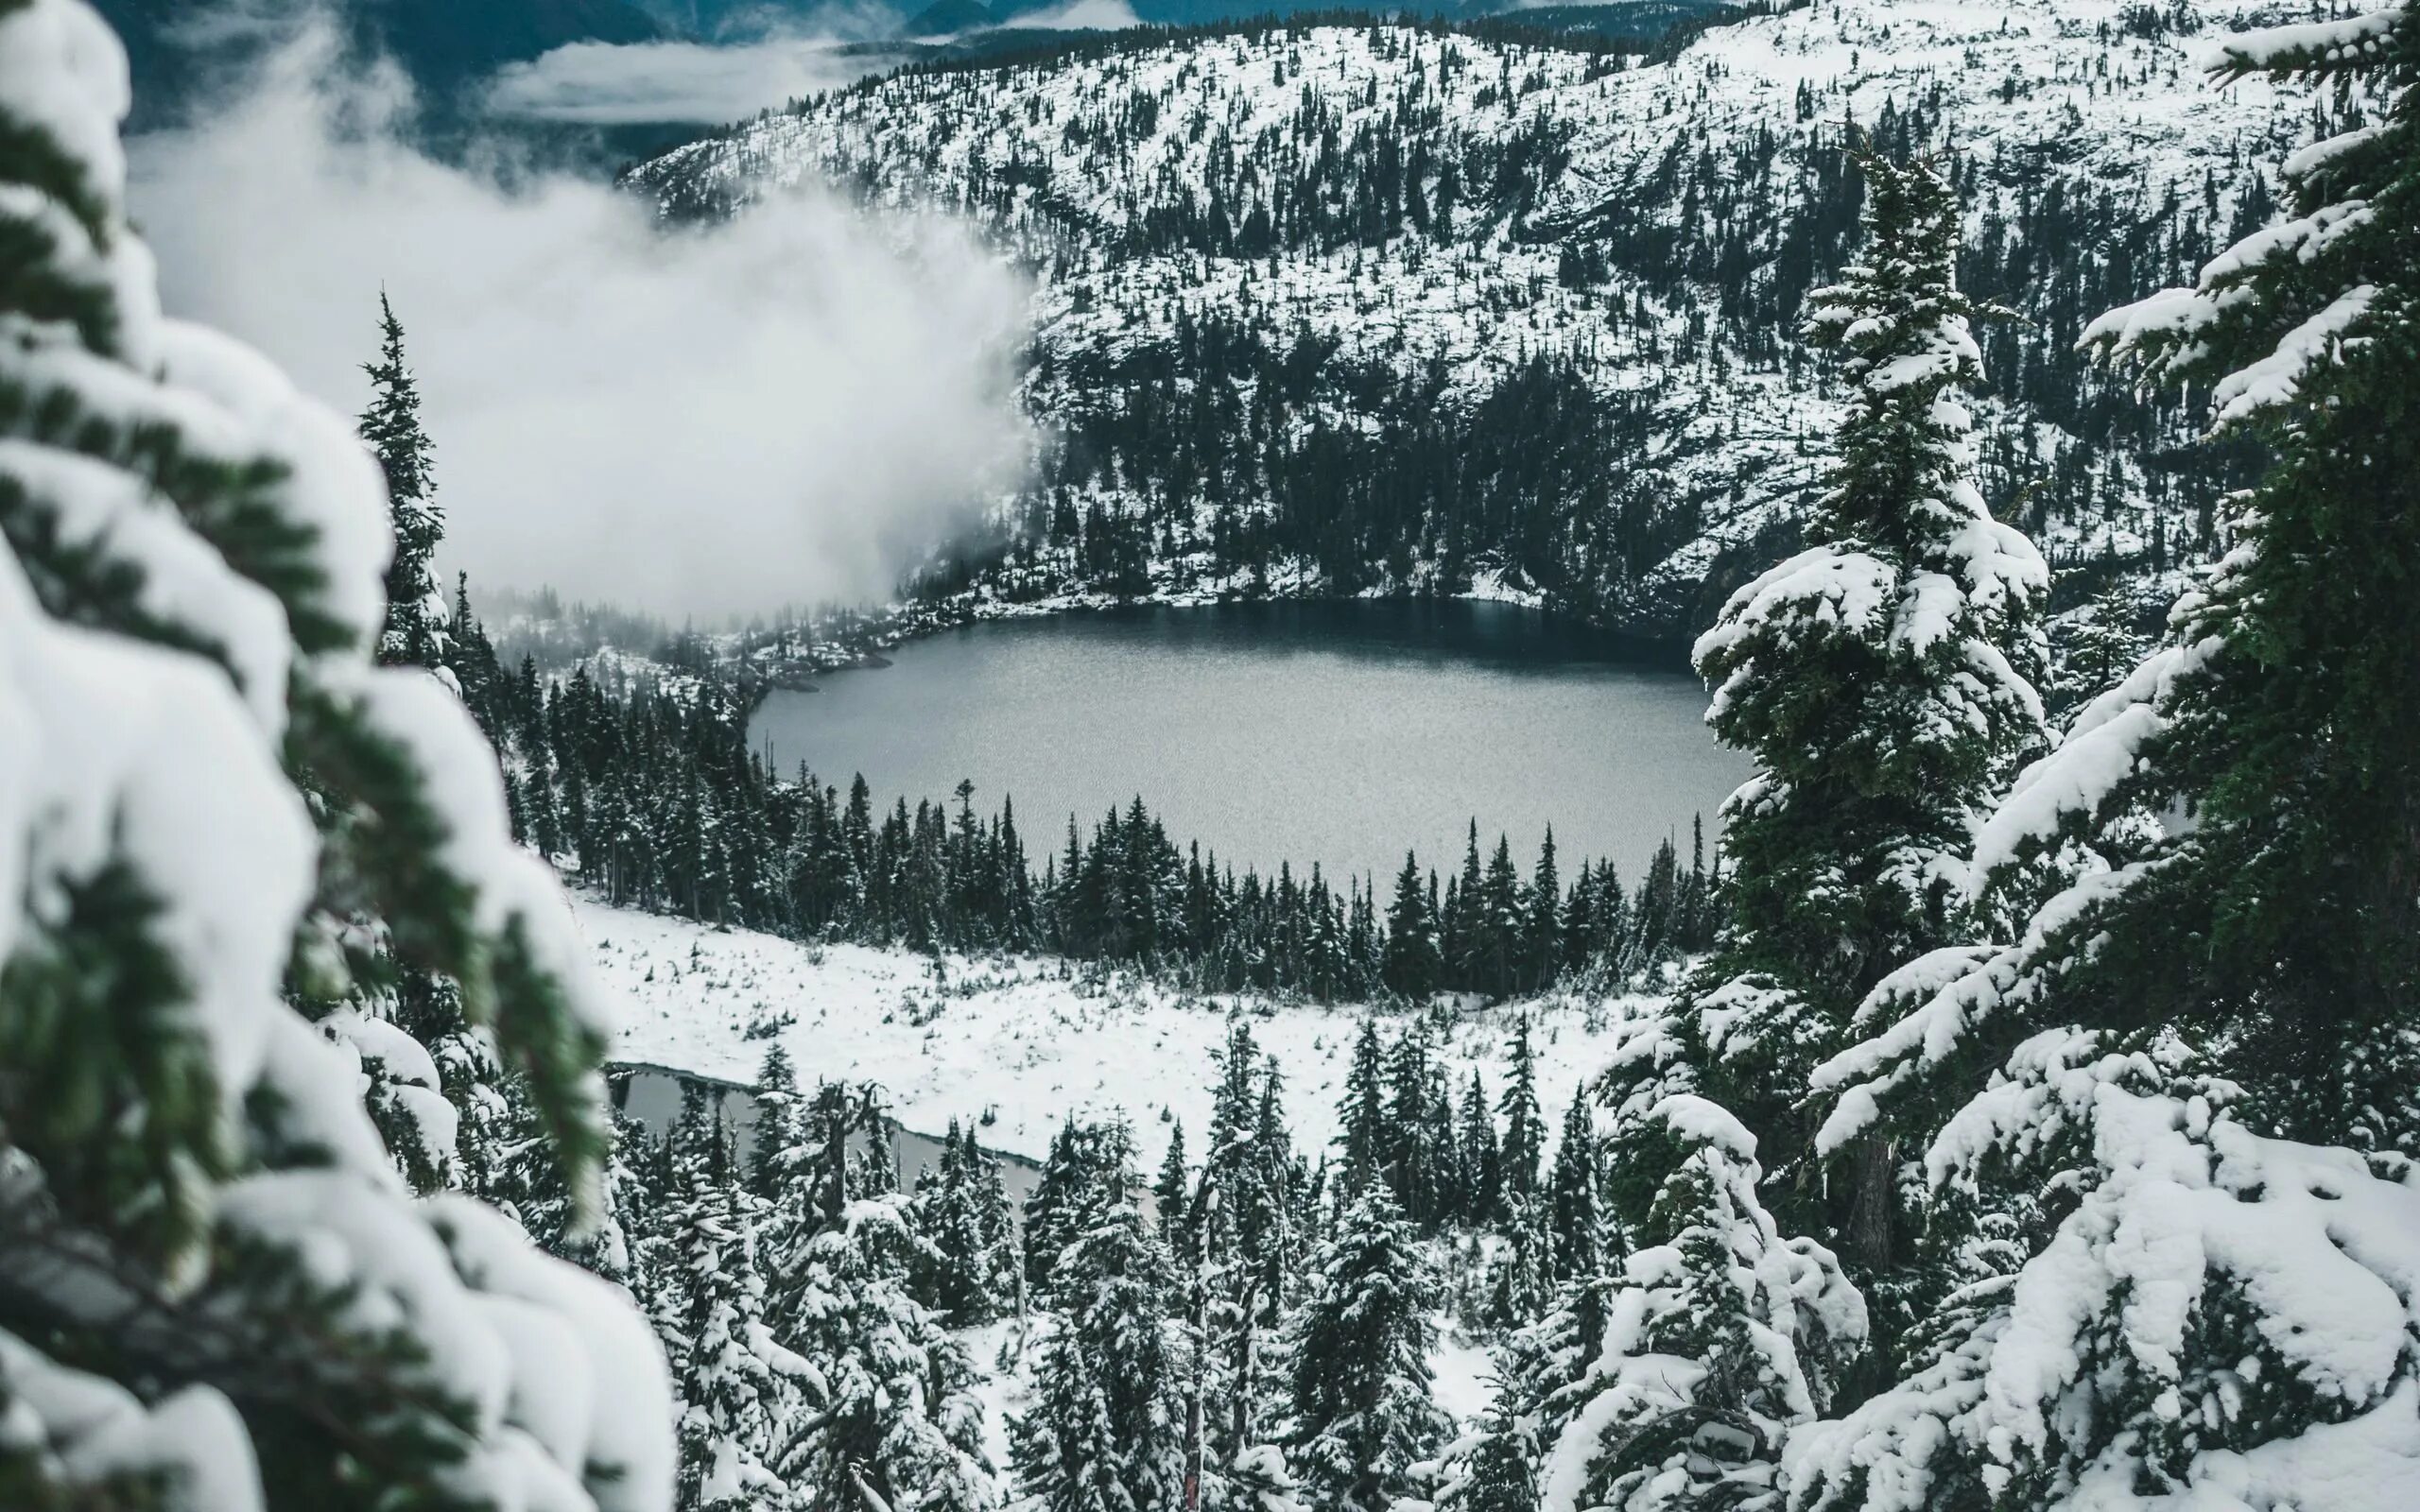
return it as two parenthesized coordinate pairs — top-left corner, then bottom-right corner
(432, 533), (1719, 1002)
(9, 2), (2420, 1512)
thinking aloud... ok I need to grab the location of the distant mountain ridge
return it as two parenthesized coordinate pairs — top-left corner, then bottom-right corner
(640, 0), (1728, 39)
(96, 0), (663, 127)
(631, 1), (2296, 641)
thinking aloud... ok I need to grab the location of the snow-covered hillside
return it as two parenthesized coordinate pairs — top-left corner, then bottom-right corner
(631, 1), (2305, 634)
(582, 893), (1656, 1168)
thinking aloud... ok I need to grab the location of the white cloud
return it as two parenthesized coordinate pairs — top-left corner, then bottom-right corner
(127, 26), (1032, 619)
(1001, 0), (1142, 31)
(482, 35), (886, 124)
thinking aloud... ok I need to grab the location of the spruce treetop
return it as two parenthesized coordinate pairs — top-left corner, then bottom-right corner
(361, 291), (448, 669)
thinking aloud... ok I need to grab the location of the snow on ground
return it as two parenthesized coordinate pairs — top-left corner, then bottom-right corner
(585, 891), (1648, 1435)
(582, 893), (1659, 1177)
(960, 1318), (1038, 1471)
(1428, 1321), (1501, 1427)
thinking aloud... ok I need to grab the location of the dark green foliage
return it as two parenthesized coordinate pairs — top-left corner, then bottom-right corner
(1336, 1019), (1391, 1199)
(910, 1116), (1018, 1324)
(1284, 1183), (1449, 1512)
(361, 295), (444, 670)
(1011, 1143), (1187, 1512)
(1021, 1116), (1144, 1299)
(0, 10), (657, 1505)
(1496, 1015), (1546, 1202)
(1660, 148), (2046, 1307)
(2031, 15), (2420, 1156)
(1547, 1086), (1600, 1281)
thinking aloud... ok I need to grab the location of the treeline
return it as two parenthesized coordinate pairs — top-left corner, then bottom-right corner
(433, 579), (1716, 999)
(605, 1009), (1616, 1511)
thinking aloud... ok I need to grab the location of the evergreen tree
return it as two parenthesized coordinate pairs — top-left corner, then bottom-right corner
(1381, 850), (1441, 998)
(1011, 1153), (1187, 1512)
(1458, 1070), (1503, 1223)
(1440, 1277), (1620, 1512)
(0, 9), (669, 1506)
(665, 1170), (801, 1511)
(1284, 1184), (1451, 1512)
(1547, 1086), (1600, 1281)
(1525, 828), (1564, 993)
(361, 291), (447, 670)
(761, 1079), (891, 1340)
(1800, 15), (2420, 1504)
(1483, 1186), (1552, 1330)
(912, 1115), (1004, 1324)
(1540, 1097), (1866, 1512)
(1189, 1026), (1300, 1509)
(2046, 577), (2153, 719)
(1442, 1400), (1545, 1512)
(1497, 1015), (1547, 1203)
(1446, 821), (1485, 987)
(1022, 1115), (1138, 1298)
(1667, 146), (2048, 1297)
(749, 1044), (801, 1201)
(1478, 834), (1524, 998)
(1335, 1019), (1390, 1198)
(781, 1196), (994, 1512)
(1384, 1018), (1441, 1226)
(1797, 1031), (2420, 1512)
(1154, 1117), (1193, 1255)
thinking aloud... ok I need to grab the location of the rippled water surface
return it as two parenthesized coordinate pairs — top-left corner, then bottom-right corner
(749, 601), (1751, 885)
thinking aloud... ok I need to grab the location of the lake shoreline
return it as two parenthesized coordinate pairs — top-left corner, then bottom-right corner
(610, 1059), (1047, 1180)
(747, 598), (1744, 886)
(743, 579), (1701, 714)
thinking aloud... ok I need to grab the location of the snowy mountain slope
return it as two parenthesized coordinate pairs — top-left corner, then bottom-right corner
(580, 893), (1656, 1170)
(631, 2), (2305, 635)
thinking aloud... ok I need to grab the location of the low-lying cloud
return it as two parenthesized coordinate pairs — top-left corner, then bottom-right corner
(127, 25), (1031, 619)
(1000, 0), (1142, 31)
(482, 34), (880, 124)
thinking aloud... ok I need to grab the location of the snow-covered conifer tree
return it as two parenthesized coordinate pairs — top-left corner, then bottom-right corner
(665, 1170), (802, 1511)
(1796, 19), (2420, 1502)
(1155, 1117), (1192, 1251)
(1187, 1024), (1299, 1508)
(361, 292), (446, 671)
(1284, 1183), (1451, 1512)
(1548, 1086), (1601, 1281)
(1485, 1185), (1553, 1329)
(780, 1195), (994, 1512)
(1498, 1014), (1547, 1202)
(1634, 146), (2046, 1293)
(1011, 1143), (1187, 1512)
(1021, 1114), (1138, 1301)
(1441, 1278), (1620, 1512)
(1790, 1030), (2420, 1510)
(0, 4), (669, 1505)
(1539, 1098), (1865, 1512)
(911, 1115), (1004, 1323)
(1335, 1018), (1390, 1199)
(1822, 0), (2420, 1184)
(748, 1046), (801, 1200)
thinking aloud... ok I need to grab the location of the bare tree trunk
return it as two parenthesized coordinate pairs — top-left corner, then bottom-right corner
(1848, 1133), (1895, 1275)
(1184, 1266), (1205, 1512)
